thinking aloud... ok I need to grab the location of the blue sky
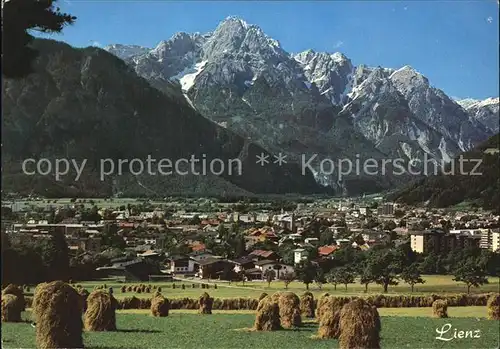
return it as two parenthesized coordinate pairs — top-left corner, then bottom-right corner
(43, 0), (499, 99)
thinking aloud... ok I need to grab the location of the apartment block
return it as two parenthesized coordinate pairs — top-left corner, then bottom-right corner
(410, 229), (481, 254)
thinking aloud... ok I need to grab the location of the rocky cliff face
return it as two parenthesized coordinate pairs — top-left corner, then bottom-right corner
(388, 66), (490, 151)
(104, 16), (494, 194)
(339, 66), (460, 163)
(294, 50), (354, 106)
(458, 97), (499, 133)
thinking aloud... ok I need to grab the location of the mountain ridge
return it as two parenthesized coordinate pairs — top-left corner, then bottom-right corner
(104, 16), (494, 193)
(387, 133), (500, 210)
(457, 97), (499, 134)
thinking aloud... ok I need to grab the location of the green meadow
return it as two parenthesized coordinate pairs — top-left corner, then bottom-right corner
(2, 310), (498, 349)
(57, 275), (500, 300)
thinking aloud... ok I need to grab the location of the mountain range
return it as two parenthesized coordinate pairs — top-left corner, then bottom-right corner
(105, 16), (497, 192)
(2, 17), (497, 198)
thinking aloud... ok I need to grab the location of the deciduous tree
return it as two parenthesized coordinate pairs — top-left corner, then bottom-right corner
(453, 259), (489, 294)
(280, 271), (294, 289)
(264, 269), (276, 288)
(400, 264), (425, 292)
(335, 267), (356, 291)
(295, 260), (316, 290)
(326, 269), (339, 291)
(367, 248), (402, 293)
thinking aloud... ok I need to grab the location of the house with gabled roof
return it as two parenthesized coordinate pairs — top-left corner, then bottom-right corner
(318, 245), (339, 258)
(228, 256), (255, 273)
(197, 257), (232, 279)
(254, 260), (294, 280)
(166, 255), (197, 274)
(96, 258), (161, 281)
(249, 249), (278, 260)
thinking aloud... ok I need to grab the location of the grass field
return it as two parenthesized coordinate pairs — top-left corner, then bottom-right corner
(4, 198), (161, 210)
(59, 275), (500, 300)
(2, 311), (498, 349)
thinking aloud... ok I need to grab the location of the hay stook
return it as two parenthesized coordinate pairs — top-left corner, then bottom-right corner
(151, 294), (170, 317)
(199, 292), (213, 314)
(32, 281), (84, 349)
(487, 293), (500, 320)
(300, 292), (315, 318)
(84, 290), (117, 331)
(432, 299), (448, 318)
(254, 297), (281, 331)
(278, 292), (302, 328)
(338, 298), (381, 349)
(1, 294), (22, 322)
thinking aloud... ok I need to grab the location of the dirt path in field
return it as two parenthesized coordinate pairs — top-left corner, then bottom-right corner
(173, 276), (268, 292)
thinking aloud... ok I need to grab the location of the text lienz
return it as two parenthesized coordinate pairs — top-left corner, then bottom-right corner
(435, 323), (481, 341)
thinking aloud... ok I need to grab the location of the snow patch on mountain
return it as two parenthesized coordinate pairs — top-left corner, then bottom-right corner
(242, 96), (253, 110)
(456, 98), (479, 109)
(438, 137), (452, 163)
(331, 52), (348, 64)
(458, 97), (498, 109)
(459, 97), (499, 133)
(174, 61), (208, 92)
(414, 129), (433, 155)
(400, 142), (413, 160)
(470, 97), (499, 109)
(339, 69), (355, 105)
(184, 94), (197, 110)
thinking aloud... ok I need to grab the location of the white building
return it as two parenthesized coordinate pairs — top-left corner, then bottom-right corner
(359, 207), (370, 215)
(293, 248), (308, 264)
(254, 260), (294, 280)
(492, 231), (500, 252)
(168, 256), (197, 274)
(256, 213), (272, 223)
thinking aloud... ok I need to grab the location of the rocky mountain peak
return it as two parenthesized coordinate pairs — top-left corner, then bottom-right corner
(150, 32), (204, 59)
(294, 49), (353, 105)
(221, 15), (252, 29)
(369, 66), (390, 79)
(171, 31), (192, 41)
(294, 49), (317, 63)
(150, 40), (168, 55)
(331, 52), (349, 64)
(458, 97), (499, 109)
(389, 65), (429, 91)
(474, 97), (499, 108)
(345, 66), (394, 103)
(456, 98), (480, 109)
(460, 97), (499, 133)
(202, 16), (284, 61)
(104, 44), (150, 60)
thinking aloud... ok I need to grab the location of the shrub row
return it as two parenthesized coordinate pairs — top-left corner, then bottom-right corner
(117, 283), (215, 292)
(362, 293), (491, 308)
(310, 293), (491, 308)
(114, 297), (258, 310)
(121, 284), (157, 293)
(24, 293), (493, 310)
